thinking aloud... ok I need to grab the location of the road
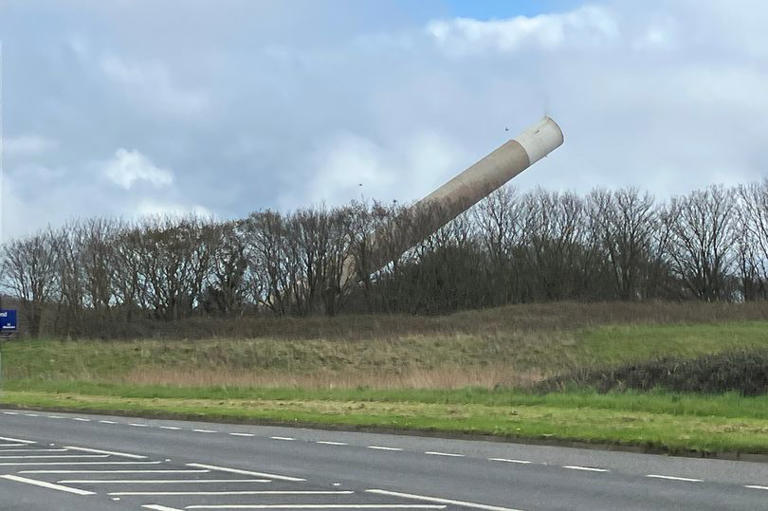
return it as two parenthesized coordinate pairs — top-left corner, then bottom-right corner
(1, 409), (767, 510)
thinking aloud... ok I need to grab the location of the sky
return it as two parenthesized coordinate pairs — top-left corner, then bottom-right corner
(1, 0), (767, 241)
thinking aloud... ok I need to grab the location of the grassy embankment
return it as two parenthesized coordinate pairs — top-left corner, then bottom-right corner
(2, 301), (768, 455)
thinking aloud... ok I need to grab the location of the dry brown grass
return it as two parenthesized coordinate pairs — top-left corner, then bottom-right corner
(119, 365), (544, 389)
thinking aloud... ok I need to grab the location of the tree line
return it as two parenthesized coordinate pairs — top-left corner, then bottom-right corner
(2, 181), (768, 337)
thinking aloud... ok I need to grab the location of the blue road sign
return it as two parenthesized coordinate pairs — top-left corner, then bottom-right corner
(0, 309), (17, 332)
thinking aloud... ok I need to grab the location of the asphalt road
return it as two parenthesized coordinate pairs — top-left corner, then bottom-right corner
(1, 409), (768, 510)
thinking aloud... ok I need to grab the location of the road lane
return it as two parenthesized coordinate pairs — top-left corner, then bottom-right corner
(2, 408), (768, 510)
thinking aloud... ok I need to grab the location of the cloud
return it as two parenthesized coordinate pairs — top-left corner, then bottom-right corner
(100, 55), (209, 115)
(426, 5), (619, 54)
(103, 148), (174, 190)
(3, 135), (58, 157)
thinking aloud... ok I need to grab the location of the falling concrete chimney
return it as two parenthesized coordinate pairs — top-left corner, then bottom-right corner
(342, 116), (564, 285)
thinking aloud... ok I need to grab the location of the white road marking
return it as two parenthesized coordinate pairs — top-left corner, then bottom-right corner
(0, 461), (164, 466)
(99, 420), (117, 424)
(193, 429), (217, 433)
(47, 416), (63, 419)
(316, 441), (348, 446)
(366, 489), (524, 511)
(229, 433), (254, 437)
(129, 423), (149, 427)
(368, 446), (403, 451)
(60, 479), (270, 484)
(72, 417), (91, 422)
(2, 411), (18, 415)
(160, 426), (181, 430)
(64, 445), (147, 459)
(0, 474), (95, 496)
(424, 451), (464, 457)
(746, 485), (768, 491)
(562, 465), (609, 473)
(0, 444), (26, 447)
(489, 458), (531, 464)
(24, 413), (39, 417)
(0, 436), (35, 444)
(187, 463), (305, 482)
(21, 469), (210, 474)
(0, 449), (68, 453)
(0, 454), (109, 459)
(270, 436), (295, 441)
(186, 506), (444, 510)
(110, 490), (354, 496)
(143, 505), (185, 511)
(646, 474), (702, 482)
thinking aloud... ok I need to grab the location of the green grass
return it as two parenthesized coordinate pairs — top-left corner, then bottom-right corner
(4, 309), (768, 455)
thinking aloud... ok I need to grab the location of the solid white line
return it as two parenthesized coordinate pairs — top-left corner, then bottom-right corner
(129, 423), (149, 427)
(72, 417), (91, 422)
(0, 443), (26, 447)
(160, 426), (181, 430)
(99, 420), (117, 424)
(0, 436), (35, 444)
(0, 454), (109, 459)
(193, 429), (217, 433)
(64, 446), (147, 459)
(109, 490), (354, 496)
(229, 433), (254, 437)
(489, 458), (531, 464)
(21, 469), (209, 474)
(366, 489), (524, 511)
(185, 506), (444, 510)
(270, 436), (295, 441)
(60, 479), (270, 484)
(187, 463), (305, 482)
(562, 465), (609, 473)
(0, 461), (163, 466)
(746, 485), (768, 491)
(142, 505), (185, 511)
(424, 451), (464, 457)
(0, 474), (95, 496)
(646, 474), (702, 482)
(316, 441), (347, 446)
(367, 446), (403, 451)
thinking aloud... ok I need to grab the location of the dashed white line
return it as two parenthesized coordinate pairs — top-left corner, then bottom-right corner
(0, 449), (68, 453)
(489, 458), (531, 464)
(270, 436), (295, 441)
(563, 465), (609, 473)
(60, 479), (270, 484)
(366, 490), (523, 511)
(99, 420), (118, 424)
(0, 461), (164, 466)
(0, 444), (26, 447)
(368, 446), (403, 451)
(47, 415), (63, 419)
(2, 411), (18, 415)
(129, 423), (149, 428)
(0, 436), (35, 444)
(746, 485), (768, 491)
(142, 505), (184, 511)
(64, 445), (147, 459)
(24, 413), (39, 417)
(193, 429), (217, 433)
(109, 490), (354, 496)
(424, 451), (464, 457)
(316, 441), (348, 446)
(186, 506), (444, 510)
(72, 417), (91, 422)
(187, 463), (305, 482)
(21, 469), (210, 474)
(0, 455), (109, 459)
(229, 433), (255, 437)
(646, 474), (702, 482)
(0, 474), (95, 496)
(160, 426), (181, 430)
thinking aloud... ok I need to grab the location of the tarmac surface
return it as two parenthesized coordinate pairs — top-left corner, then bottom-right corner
(1, 408), (768, 510)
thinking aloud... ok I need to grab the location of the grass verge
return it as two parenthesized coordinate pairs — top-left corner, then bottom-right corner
(3, 384), (768, 456)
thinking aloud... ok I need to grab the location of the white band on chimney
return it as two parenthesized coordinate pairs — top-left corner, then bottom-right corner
(513, 116), (564, 165)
